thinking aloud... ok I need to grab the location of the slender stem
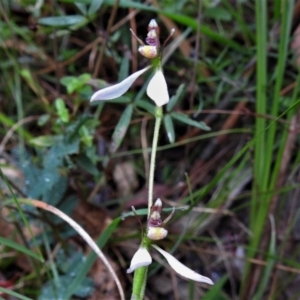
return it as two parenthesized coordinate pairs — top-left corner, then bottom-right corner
(131, 237), (152, 300)
(131, 264), (148, 300)
(148, 105), (163, 216)
(130, 106), (163, 300)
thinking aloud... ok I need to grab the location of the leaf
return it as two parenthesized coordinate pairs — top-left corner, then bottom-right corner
(79, 125), (93, 147)
(59, 0), (90, 3)
(171, 112), (211, 131)
(118, 55), (130, 82)
(205, 7), (232, 21)
(55, 98), (69, 123)
(109, 104), (133, 153)
(78, 73), (91, 83)
(60, 74), (91, 94)
(76, 153), (99, 175)
(42, 175), (68, 206)
(0, 287), (33, 300)
(60, 76), (78, 94)
(163, 114), (175, 143)
(29, 135), (57, 147)
(75, 2), (87, 15)
(108, 96), (131, 104)
(0, 236), (43, 262)
(88, 0), (104, 15)
(201, 275), (229, 300)
(37, 114), (50, 126)
(135, 99), (156, 115)
(38, 15), (87, 27)
(66, 115), (91, 141)
(39, 275), (94, 300)
(167, 83), (186, 112)
(56, 247), (86, 273)
(63, 218), (121, 299)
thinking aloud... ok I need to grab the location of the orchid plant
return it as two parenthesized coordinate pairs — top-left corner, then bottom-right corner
(90, 19), (213, 299)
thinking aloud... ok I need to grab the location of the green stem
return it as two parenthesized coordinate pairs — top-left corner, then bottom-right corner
(131, 106), (163, 299)
(131, 237), (152, 300)
(148, 106), (163, 216)
(131, 264), (148, 300)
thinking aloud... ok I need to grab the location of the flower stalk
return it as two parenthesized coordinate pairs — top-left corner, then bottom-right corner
(131, 251), (148, 300)
(148, 105), (163, 215)
(130, 104), (162, 299)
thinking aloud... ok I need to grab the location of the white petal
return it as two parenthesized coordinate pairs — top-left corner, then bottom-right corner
(146, 69), (169, 106)
(152, 245), (214, 285)
(91, 66), (151, 102)
(127, 246), (152, 273)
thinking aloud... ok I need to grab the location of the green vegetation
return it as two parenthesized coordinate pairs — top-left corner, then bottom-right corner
(0, 0), (300, 299)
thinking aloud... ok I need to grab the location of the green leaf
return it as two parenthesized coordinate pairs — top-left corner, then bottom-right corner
(108, 96), (131, 104)
(118, 56), (129, 81)
(59, 0), (90, 3)
(29, 135), (57, 147)
(167, 84), (186, 112)
(171, 112), (211, 131)
(78, 73), (92, 83)
(39, 275), (94, 300)
(64, 218), (121, 299)
(60, 74), (90, 94)
(37, 114), (50, 126)
(75, 2), (87, 15)
(76, 154), (99, 175)
(202, 275), (229, 300)
(88, 0), (104, 15)
(0, 236), (43, 262)
(163, 114), (175, 143)
(135, 99), (156, 115)
(38, 15), (87, 27)
(60, 76), (78, 94)
(79, 125), (93, 147)
(109, 104), (133, 153)
(205, 7), (232, 21)
(55, 98), (69, 123)
(0, 287), (33, 300)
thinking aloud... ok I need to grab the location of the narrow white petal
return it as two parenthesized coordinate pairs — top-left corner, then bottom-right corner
(91, 66), (151, 102)
(152, 245), (214, 285)
(127, 247), (152, 273)
(146, 70), (169, 106)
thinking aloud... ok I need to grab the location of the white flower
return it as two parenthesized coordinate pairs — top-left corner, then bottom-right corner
(90, 66), (169, 107)
(127, 245), (214, 285)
